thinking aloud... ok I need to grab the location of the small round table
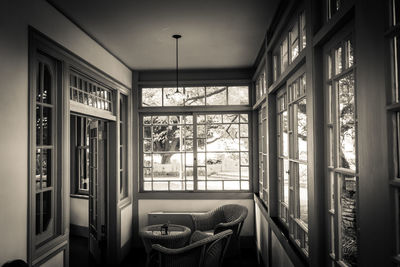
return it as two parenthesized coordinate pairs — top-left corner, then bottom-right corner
(140, 224), (191, 267)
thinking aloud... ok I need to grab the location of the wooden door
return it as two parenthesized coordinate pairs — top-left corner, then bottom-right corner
(88, 120), (107, 263)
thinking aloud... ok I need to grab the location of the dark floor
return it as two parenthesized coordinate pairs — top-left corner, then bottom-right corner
(70, 235), (260, 267)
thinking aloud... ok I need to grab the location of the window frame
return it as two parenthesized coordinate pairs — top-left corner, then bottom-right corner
(271, 10), (307, 86)
(387, 0), (400, 264)
(276, 65), (309, 256)
(140, 84), (250, 108)
(138, 82), (252, 193)
(139, 111), (252, 193)
(323, 27), (358, 267)
(33, 53), (59, 246)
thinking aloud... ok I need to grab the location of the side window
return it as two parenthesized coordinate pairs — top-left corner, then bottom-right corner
(325, 33), (357, 266)
(119, 93), (129, 200)
(388, 0), (400, 264)
(33, 54), (61, 245)
(276, 71), (309, 255)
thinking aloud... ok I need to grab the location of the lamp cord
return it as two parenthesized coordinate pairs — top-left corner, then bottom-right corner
(176, 37), (179, 92)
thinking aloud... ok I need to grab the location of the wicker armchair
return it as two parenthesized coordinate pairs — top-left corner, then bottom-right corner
(152, 229), (232, 267)
(191, 204), (248, 257)
(140, 224), (192, 267)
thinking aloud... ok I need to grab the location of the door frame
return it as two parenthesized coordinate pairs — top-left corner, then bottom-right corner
(28, 27), (132, 266)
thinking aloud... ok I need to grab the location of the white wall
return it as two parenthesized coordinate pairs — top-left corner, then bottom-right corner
(138, 199), (254, 236)
(0, 1), (131, 264)
(121, 204), (133, 247)
(70, 198), (88, 227)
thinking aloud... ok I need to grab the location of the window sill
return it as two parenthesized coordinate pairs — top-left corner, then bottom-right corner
(137, 191), (253, 199)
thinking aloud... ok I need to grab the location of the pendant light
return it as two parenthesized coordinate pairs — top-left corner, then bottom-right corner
(167, 34), (186, 103)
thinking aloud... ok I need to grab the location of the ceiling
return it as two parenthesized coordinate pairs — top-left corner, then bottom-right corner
(49, 0), (276, 71)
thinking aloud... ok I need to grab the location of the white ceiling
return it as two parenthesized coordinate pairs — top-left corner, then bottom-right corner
(49, 0), (276, 70)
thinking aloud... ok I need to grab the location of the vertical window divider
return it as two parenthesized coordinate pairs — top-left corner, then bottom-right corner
(193, 112), (198, 191)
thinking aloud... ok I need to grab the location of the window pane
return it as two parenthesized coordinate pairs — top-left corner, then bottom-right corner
(228, 86), (249, 105)
(240, 138), (249, 151)
(36, 149), (41, 190)
(153, 182), (169, 191)
(153, 125), (182, 152)
(36, 105), (41, 145)
(143, 116), (152, 125)
(185, 87), (205, 106)
(153, 153), (183, 179)
(240, 124), (249, 137)
(338, 73), (356, 170)
(299, 163), (308, 225)
(206, 125), (239, 151)
(240, 114), (248, 123)
(42, 191), (52, 232)
(297, 99), (307, 161)
(300, 12), (306, 49)
(144, 168), (152, 181)
(43, 64), (52, 104)
(224, 181), (240, 190)
(42, 149), (51, 188)
(43, 107), (52, 146)
(143, 126), (151, 139)
(36, 193), (40, 235)
(144, 140), (152, 152)
(340, 175), (357, 266)
(142, 88), (162, 106)
(207, 181), (223, 190)
(346, 39), (354, 68)
(282, 111), (289, 157)
(206, 152), (240, 180)
(164, 87), (184, 106)
(335, 46), (343, 75)
(206, 86), (227, 105)
(241, 166), (249, 179)
(198, 153), (206, 166)
(37, 62), (42, 102)
(223, 114), (239, 123)
(283, 159), (289, 204)
(290, 21), (299, 62)
(281, 37), (288, 71)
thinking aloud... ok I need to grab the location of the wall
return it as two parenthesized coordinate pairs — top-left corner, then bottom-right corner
(70, 197), (88, 227)
(0, 0), (131, 264)
(138, 199), (254, 236)
(121, 204), (133, 247)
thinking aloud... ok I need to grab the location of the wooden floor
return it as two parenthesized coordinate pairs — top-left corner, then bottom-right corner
(70, 235), (260, 267)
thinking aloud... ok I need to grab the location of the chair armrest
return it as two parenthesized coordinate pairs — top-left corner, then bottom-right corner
(191, 211), (218, 231)
(189, 230), (210, 243)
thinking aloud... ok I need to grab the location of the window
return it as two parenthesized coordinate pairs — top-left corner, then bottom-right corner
(300, 11), (307, 50)
(33, 54), (61, 245)
(70, 71), (113, 112)
(325, 34), (357, 266)
(142, 85), (249, 107)
(71, 116), (91, 195)
(255, 70), (267, 102)
(280, 37), (289, 73)
(277, 72), (308, 255)
(388, 1), (400, 264)
(290, 20), (299, 63)
(273, 54), (279, 82)
(141, 113), (250, 191)
(258, 103), (268, 206)
(273, 11), (307, 83)
(119, 94), (129, 200)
